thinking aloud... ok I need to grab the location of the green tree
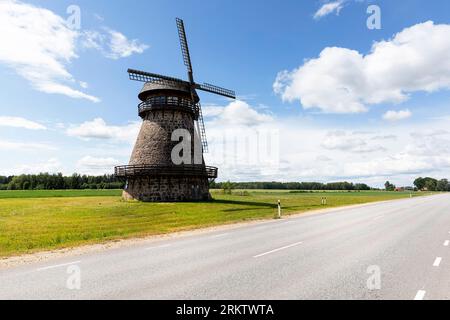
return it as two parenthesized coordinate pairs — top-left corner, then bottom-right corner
(222, 181), (235, 195)
(424, 178), (438, 191)
(436, 179), (449, 191)
(414, 177), (426, 190)
(385, 181), (395, 191)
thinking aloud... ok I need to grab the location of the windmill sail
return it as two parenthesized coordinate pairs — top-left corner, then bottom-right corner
(196, 103), (208, 153)
(196, 83), (236, 99)
(129, 18), (235, 156)
(128, 69), (187, 86)
(176, 18), (193, 75)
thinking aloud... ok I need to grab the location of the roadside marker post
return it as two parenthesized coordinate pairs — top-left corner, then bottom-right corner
(278, 200), (282, 219)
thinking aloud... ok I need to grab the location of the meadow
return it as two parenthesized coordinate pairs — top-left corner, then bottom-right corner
(0, 189), (427, 258)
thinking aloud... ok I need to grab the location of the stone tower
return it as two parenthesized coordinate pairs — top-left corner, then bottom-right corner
(115, 81), (217, 202)
(114, 18), (235, 202)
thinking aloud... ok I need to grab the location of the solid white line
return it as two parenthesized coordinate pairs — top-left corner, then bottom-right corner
(253, 241), (303, 258)
(433, 257), (442, 267)
(414, 290), (426, 300)
(36, 261), (81, 272)
(210, 233), (230, 239)
(444, 240), (449, 247)
(144, 244), (171, 251)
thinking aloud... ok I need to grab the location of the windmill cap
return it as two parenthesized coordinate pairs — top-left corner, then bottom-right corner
(138, 81), (200, 103)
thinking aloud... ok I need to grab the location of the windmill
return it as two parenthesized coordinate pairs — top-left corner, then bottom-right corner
(127, 18), (236, 152)
(115, 18), (235, 202)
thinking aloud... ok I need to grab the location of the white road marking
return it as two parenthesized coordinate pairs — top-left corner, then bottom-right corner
(444, 240), (449, 247)
(414, 290), (426, 300)
(433, 257), (442, 267)
(36, 261), (81, 272)
(372, 215), (384, 221)
(210, 233), (230, 239)
(253, 241), (303, 258)
(144, 244), (171, 251)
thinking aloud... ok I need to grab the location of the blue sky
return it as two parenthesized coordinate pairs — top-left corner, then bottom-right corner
(1, 0), (450, 187)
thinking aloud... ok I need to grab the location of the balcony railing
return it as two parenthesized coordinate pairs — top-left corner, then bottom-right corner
(138, 96), (199, 117)
(115, 164), (218, 179)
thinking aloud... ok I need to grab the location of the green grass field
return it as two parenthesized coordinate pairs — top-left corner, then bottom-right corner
(0, 189), (122, 199)
(0, 189), (428, 258)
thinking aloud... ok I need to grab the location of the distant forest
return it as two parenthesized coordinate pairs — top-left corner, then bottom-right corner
(210, 181), (373, 191)
(0, 173), (124, 190)
(212, 178), (450, 192)
(0, 174), (372, 191)
(1, 173), (449, 192)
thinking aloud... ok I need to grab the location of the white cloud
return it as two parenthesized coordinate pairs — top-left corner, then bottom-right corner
(204, 100), (273, 126)
(321, 131), (385, 153)
(340, 153), (436, 178)
(0, 140), (56, 151)
(316, 155), (333, 162)
(0, 116), (46, 130)
(107, 29), (149, 59)
(202, 101), (278, 179)
(202, 105), (225, 118)
(66, 118), (140, 143)
(79, 81), (88, 89)
(383, 109), (412, 121)
(94, 13), (104, 22)
(82, 28), (149, 60)
(76, 156), (119, 174)
(77, 156), (120, 168)
(411, 129), (449, 138)
(274, 127), (449, 184)
(4, 158), (63, 175)
(314, 0), (345, 20)
(0, 0), (99, 102)
(202, 110), (450, 186)
(274, 21), (450, 113)
(371, 135), (397, 141)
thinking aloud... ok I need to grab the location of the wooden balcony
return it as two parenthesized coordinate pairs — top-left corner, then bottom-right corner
(115, 164), (218, 179)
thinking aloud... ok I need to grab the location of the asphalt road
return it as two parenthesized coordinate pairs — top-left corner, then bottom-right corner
(1, 193), (450, 300)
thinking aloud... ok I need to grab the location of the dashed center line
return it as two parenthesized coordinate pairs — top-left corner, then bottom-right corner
(414, 290), (426, 300)
(444, 240), (449, 247)
(36, 261), (81, 272)
(253, 241), (303, 258)
(433, 257), (442, 267)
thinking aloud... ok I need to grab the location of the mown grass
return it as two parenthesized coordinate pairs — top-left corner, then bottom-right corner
(0, 189), (428, 258)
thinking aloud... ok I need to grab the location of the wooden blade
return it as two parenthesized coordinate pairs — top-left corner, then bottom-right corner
(127, 69), (187, 86)
(176, 18), (193, 77)
(196, 102), (208, 153)
(196, 83), (236, 99)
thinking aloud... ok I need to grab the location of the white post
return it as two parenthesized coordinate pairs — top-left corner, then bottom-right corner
(278, 200), (281, 219)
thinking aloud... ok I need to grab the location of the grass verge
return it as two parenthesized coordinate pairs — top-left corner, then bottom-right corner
(0, 189), (428, 258)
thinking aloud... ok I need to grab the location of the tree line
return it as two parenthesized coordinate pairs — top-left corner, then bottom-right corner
(210, 181), (372, 191)
(0, 173), (125, 190)
(1, 173), (449, 192)
(414, 177), (450, 192)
